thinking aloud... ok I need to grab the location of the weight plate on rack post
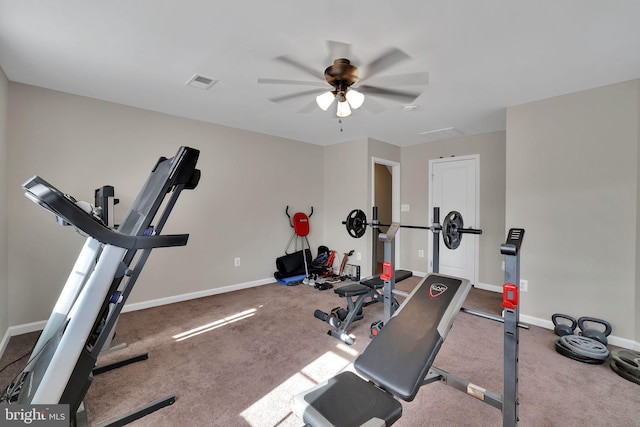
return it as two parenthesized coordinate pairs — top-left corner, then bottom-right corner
(443, 211), (464, 249)
(345, 209), (367, 239)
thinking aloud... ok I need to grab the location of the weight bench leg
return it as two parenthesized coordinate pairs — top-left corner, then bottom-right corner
(327, 291), (374, 345)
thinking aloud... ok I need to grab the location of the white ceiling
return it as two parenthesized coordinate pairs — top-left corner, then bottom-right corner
(1, 1), (640, 147)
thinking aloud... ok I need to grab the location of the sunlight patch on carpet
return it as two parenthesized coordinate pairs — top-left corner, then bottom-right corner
(172, 308), (257, 342)
(240, 351), (351, 426)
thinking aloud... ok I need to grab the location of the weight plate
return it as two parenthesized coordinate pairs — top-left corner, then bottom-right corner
(610, 359), (640, 385)
(345, 209), (367, 239)
(555, 339), (604, 365)
(443, 211), (464, 250)
(560, 335), (609, 360)
(611, 348), (640, 377)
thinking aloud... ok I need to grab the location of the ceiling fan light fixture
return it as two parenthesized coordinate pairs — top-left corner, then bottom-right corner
(336, 99), (352, 117)
(316, 91), (336, 111)
(345, 89), (364, 109)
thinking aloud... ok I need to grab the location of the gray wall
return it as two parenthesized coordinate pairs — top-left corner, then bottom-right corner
(0, 67), (8, 345)
(6, 83), (324, 326)
(637, 85), (640, 346)
(506, 80), (639, 344)
(374, 163), (392, 265)
(323, 138), (370, 275)
(3, 78), (639, 347)
(400, 131), (506, 286)
(322, 137), (401, 278)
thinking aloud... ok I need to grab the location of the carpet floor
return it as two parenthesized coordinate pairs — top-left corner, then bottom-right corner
(1, 276), (639, 426)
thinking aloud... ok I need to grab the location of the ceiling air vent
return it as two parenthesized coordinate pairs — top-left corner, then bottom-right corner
(419, 127), (464, 142)
(185, 73), (218, 90)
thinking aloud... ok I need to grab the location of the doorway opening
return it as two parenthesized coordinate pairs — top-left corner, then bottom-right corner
(371, 157), (400, 274)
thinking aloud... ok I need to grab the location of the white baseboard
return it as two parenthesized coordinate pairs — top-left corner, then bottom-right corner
(0, 329), (10, 358)
(121, 277), (273, 313)
(0, 277), (274, 359)
(461, 282), (640, 350)
(0, 320), (47, 358)
(3, 277), (640, 356)
(474, 282), (502, 293)
(519, 314), (639, 350)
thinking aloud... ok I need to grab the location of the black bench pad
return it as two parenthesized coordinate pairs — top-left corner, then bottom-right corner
(355, 274), (471, 401)
(293, 371), (402, 427)
(360, 269), (413, 289)
(334, 283), (373, 298)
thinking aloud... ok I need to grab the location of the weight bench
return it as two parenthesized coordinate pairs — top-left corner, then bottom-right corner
(313, 269), (413, 345)
(295, 273), (470, 426)
(359, 269), (412, 289)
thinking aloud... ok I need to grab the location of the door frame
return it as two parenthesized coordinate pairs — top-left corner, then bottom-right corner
(371, 157), (401, 270)
(428, 154), (480, 284)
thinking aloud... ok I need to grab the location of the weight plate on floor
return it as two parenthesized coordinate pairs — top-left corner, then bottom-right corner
(555, 339), (604, 365)
(610, 359), (640, 385)
(611, 349), (640, 377)
(560, 335), (609, 360)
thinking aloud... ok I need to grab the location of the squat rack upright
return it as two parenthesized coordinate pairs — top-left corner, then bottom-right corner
(365, 207), (526, 425)
(423, 228), (525, 426)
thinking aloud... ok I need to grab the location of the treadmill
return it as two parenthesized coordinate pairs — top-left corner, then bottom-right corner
(4, 146), (200, 426)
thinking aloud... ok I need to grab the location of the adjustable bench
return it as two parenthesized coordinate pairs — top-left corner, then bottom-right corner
(313, 269), (413, 345)
(295, 273), (471, 426)
(359, 269), (413, 289)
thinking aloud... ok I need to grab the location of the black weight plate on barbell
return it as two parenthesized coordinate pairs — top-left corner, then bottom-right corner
(442, 210), (464, 250)
(345, 209), (367, 239)
(560, 335), (609, 360)
(554, 339), (604, 365)
(611, 348), (640, 377)
(610, 359), (640, 385)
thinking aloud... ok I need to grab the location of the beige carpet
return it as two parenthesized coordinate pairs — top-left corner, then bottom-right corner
(1, 277), (639, 426)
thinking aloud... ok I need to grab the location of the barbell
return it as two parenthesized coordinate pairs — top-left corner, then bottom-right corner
(343, 208), (482, 249)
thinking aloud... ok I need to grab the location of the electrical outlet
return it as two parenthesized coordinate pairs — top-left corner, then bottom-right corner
(418, 250), (424, 258)
(401, 204), (410, 212)
(234, 257), (241, 267)
(501, 261), (505, 271)
(520, 279), (528, 292)
(356, 252), (362, 261)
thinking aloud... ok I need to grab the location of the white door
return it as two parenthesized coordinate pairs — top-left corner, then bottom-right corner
(429, 155), (479, 284)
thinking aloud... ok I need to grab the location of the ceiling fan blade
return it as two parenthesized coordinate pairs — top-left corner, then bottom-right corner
(298, 99), (322, 113)
(359, 85), (421, 103)
(326, 40), (353, 61)
(269, 88), (326, 103)
(362, 97), (386, 114)
(362, 72), (429, 87)
(275, 55), (325, 81)
(258, 78), (328, 88)
(363, 47), (411, 80)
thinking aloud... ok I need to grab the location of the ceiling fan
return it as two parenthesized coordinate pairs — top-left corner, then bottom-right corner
(258, 41), (429, 117)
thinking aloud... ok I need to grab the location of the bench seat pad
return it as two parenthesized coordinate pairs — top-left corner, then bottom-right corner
(292, 371), (402, 427)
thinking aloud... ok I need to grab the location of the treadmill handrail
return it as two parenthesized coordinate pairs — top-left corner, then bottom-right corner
(23, 176), (188, 249)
